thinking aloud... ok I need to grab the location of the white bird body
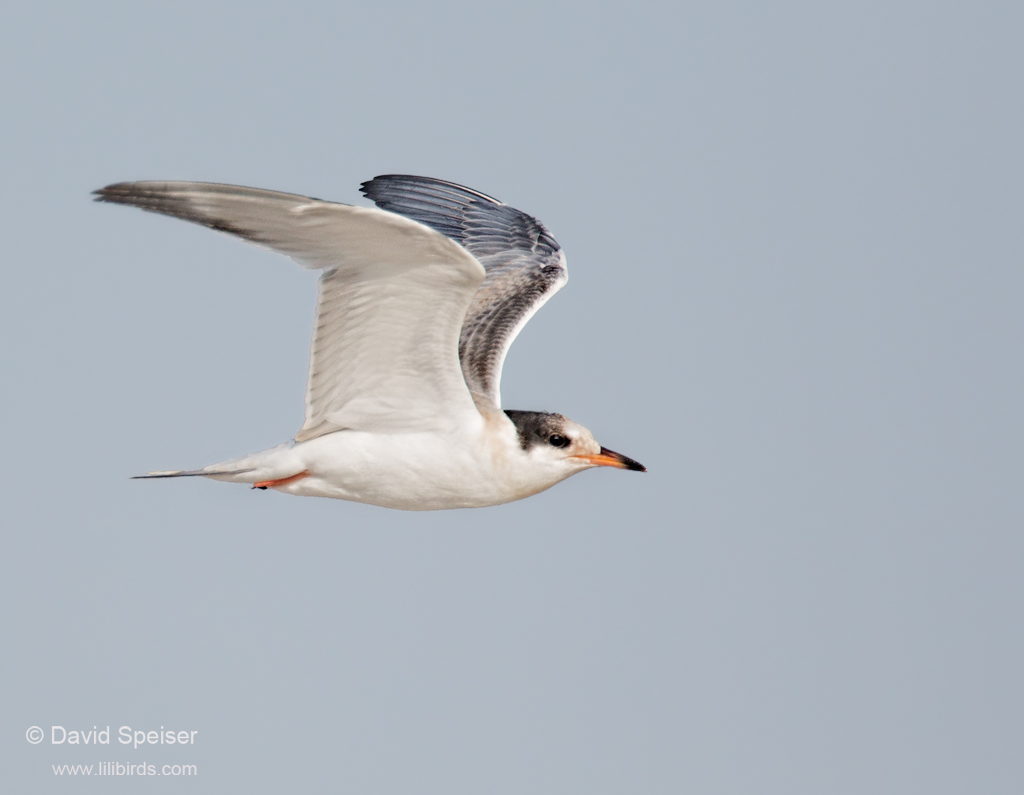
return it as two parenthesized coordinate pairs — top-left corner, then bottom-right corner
(96, 176), (644, 510)
(202, 410), (595, 510)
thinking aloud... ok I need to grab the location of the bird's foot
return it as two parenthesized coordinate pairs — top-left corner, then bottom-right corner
(252, 470), (311, 490)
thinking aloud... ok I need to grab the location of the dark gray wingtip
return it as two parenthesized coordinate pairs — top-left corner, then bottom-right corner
(91, 182), (256, 239)
(360, 174), (502, 205)
(359, 175), (506, 243)
(93, 182), (139, 203)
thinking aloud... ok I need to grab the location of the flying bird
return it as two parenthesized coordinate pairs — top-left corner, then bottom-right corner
(95, 176), (645, 510)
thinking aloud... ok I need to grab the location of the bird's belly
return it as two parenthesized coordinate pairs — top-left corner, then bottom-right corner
(281, 430), (519, 510)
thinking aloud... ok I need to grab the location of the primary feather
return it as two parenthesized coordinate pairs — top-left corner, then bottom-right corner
(361, 175), (568, 410)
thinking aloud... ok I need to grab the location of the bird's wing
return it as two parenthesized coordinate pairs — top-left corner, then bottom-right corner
(361, 175), (567, 411)
(95, 181), (486, 439)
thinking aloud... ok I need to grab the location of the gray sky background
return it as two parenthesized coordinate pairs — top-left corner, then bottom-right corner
(2, 2), (1022, 793)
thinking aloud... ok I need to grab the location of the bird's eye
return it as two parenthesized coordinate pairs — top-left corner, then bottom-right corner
(548, 434), (570, 448)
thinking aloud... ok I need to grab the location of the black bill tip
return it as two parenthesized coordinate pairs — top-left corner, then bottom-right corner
(599, 446), (647, 472)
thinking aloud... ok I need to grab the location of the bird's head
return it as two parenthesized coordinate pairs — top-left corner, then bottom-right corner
(503, 410), (646, 483)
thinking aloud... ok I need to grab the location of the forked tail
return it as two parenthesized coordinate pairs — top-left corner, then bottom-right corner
(132, 443), (302, 486)
(132, 469), (256, 480)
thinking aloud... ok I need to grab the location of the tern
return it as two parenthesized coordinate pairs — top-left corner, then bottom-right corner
(95, 176), (645, 510)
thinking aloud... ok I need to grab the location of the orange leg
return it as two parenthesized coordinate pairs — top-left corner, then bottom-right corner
(253, 470), (311, 490)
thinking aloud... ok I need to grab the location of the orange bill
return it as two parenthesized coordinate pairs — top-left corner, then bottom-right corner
(573, 447), (646, 472)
